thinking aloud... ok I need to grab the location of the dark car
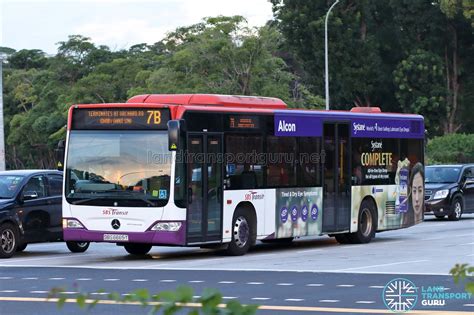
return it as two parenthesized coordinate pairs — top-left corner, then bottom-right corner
(0, 170), (89, 258)
(424, 164), (474, 220)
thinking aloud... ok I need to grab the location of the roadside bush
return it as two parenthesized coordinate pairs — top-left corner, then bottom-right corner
(426, 133), (474, 164)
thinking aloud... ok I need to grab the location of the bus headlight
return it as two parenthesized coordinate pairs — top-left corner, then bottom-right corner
(433, 190), (449, 200)
(151, 222), (182, 232)
(63, 219), (84, 229)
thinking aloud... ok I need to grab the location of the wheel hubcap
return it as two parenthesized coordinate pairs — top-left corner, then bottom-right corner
(76, 242), (88, 248)
(360, 208), (372, 237)
(233, 216), (249, 248)
(1, 229), (15, 254)
(455, 202), (462, 218)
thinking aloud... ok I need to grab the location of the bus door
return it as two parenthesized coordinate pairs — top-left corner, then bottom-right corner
(186, 133), (223, 244)
(322, 123), (351, 232)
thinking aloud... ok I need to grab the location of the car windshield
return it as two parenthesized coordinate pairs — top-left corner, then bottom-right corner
(425, 167), (461, 184)
(65, 130), (172, 207)
(0, 175), (24, 199)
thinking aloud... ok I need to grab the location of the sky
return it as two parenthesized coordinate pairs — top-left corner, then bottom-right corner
(1, 0), (274, 55)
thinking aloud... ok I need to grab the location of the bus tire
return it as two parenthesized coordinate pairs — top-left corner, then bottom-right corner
(334, 233), (352, 244)
(226, 208), (255, 256)
(124, 243), (152, 256)
(66, 241), (90, 253)
(349, 200), (377, 244)
(0, 223), (18, 258)
(16, 243), (27, 252)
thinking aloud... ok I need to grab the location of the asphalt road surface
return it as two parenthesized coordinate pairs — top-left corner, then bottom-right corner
(1, 214), (473, 314)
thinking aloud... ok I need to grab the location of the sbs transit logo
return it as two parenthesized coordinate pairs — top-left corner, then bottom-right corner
(383, 278), (418, 313)
(244, 191), (264, 201)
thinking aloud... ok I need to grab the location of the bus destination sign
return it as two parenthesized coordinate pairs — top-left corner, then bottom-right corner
(72, 108), (170, 130)
(228, 116), (259, 129)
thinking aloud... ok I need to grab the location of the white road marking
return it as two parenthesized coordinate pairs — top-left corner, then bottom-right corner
(62, 292), (79, 295)
(222, 296), (238, 299)
(30, 291), (48, 294)
(104, 279), (120, 281)
(188, 280), (204, 283)
(306, 284), (324, 287)
(218, 281), (235, 284)
(0, 265), (453, 276)
(252, 297), (270, 300)
(76, 278), (91, 281)
(90, 292), (109, 295)
(160, 280), (176, 283)
(132, 279), (148, 282)
(247, 282), (263, 285)
(48, 278), (65, 280)
(0, 290), (18, 293)
(463, 304), (474, 307)
(192, 295), (201, 299)
(454, 233), (474, 237)
(0, 277), (13, 280)
(336, 260), (429, 271)
(319, 299), (340, 303)
(459, 242), (474, 246)
(356, 301), (375, 304)
(276, 283), (294, 286)
(22, 277), (38, 280)
(285, 298), (304, 302)
(369, 285), (384, 289)
(337, 284), (355, 287)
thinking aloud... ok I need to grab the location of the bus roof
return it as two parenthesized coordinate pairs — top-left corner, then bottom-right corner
(127, 94), (288, 109)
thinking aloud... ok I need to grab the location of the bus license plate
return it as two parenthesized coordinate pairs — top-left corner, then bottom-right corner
(104, 234), (129, 241)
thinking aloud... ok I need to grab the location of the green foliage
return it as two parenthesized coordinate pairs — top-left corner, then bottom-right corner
(48, 285), (258, 315)
(393, 49), (446, 133)
(426, 133), (474, 164)
(450, 264), (474, 294)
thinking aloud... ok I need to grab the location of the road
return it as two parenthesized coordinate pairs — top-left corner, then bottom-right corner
(1, 214), (473, 314)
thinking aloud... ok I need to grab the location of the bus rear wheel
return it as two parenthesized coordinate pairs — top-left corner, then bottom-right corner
(349, 200), (377, 244)
(124, 243), (152, 256)
(226, 209), (255, 256)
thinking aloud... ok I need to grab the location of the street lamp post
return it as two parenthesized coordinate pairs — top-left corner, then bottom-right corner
(325, 0), (340, 111)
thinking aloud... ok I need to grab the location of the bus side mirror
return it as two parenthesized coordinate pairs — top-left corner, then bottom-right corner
(168, 120), (185, 151)
(55, 140), (65, 171)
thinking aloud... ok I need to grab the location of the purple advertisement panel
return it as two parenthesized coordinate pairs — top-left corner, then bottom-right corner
(352, 118), (424, 139)
(274, 114), (322, 136)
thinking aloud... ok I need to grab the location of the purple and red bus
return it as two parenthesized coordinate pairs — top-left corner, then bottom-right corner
(62, 94), (424, 255)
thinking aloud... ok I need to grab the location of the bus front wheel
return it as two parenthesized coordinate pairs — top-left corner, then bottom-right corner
(124, 243), (152, 256)
(226, 209), (255, 256)
(349, 200), (377, 244)
(66, 241), (90, 253)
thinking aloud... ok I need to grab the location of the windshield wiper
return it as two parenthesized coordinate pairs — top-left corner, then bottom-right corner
(70, 192), (157, 207)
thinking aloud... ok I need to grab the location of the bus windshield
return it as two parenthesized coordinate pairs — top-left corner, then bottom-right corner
(65, 130), (171, 207)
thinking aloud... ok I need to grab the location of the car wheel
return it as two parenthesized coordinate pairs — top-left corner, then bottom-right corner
(0, 223), (19, 258)
(348, 200), (377, 244)
(448, 197), (463, 221)
(16, 243), (27, 252)
(66, 241), (90, 253)
(434, 214), (445, 219)
(124, 243), (152, 256)
(226, 209), (255, 256)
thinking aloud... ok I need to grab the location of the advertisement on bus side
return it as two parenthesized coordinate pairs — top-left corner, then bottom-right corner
(275, 187), (323, 238)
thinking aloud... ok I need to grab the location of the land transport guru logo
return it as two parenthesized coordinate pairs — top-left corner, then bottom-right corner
(383, 277), (472, 313)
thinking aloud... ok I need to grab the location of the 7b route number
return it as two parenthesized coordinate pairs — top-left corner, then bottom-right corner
(147, 110), (161, 125)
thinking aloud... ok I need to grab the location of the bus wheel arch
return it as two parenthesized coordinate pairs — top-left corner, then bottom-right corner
(226, 202), (257, 256)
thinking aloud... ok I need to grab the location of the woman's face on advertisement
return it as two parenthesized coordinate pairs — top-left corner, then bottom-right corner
(412, 173), (424, 215)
